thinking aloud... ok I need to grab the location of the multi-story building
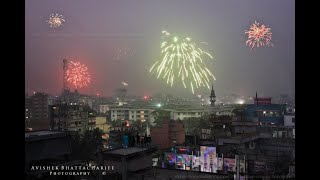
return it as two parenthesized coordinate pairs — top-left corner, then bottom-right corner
(167, 105), (236, 120)
(25, 95), (32, 129)
(60, 89), (80, 105)
(99, 104), (110, 114)
(169, 108), (209, 120)
(284, 114), (295, 127)
(109, 106), (154, 123)
(150, 119), (185, 149)
(48, 104), (91, 133)
(95, 116), (110, 132)
(28, 92), (50, 130)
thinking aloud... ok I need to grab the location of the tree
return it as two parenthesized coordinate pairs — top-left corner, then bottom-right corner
(110, 119), (122, 127)
(232, 105), (246, 120)
(183, 117), (199, 135)
(131, 119), (143, 132)
(70, 129), (104, 161)
(150, 109), (171, 127)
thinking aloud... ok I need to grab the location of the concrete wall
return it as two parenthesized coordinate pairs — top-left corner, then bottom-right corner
(284, 115), (295, 127)
(151, 123), (170, 149)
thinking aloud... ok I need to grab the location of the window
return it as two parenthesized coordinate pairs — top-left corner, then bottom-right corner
(178, 113), (180, 115)
(292, 118), (295, 123)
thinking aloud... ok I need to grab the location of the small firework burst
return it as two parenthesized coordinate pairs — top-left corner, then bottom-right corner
(46, 13), (65, 28)
(245, 21), (273, 49)
(121, 82), (128, 86)
(66, 61), (91, 88)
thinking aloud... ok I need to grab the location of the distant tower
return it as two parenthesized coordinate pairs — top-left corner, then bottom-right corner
(209, 84), (216, 107)
(62, 59), (69, 92)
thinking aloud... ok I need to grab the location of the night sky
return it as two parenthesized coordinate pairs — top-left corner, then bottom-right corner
(25, 0), (295, 98)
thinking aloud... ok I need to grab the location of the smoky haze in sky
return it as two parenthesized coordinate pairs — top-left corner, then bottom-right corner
(25, 0), (295, 98)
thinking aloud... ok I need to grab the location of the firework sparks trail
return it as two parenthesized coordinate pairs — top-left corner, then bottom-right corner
(66, 61), (91, 88)
(245, 21), (273, 49)
(46, 13), (65, 28)
(149, 30), (216, 94)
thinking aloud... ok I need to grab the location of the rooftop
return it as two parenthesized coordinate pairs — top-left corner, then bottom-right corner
(105, 147), (149, 155)
(102, 146), (158, 158)
(25, 130), (62, 138)
(25, 130), (67, 142)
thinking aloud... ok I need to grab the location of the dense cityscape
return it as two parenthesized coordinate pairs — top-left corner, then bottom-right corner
(25, 81), (295, 179)
(25, 0), (295, 180)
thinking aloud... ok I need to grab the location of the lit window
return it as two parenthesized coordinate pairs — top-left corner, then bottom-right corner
(26, 109), (28, 111)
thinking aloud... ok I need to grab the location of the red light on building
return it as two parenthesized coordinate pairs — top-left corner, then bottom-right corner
(254, 97), (271, 105)
(144, 96), (148, 99)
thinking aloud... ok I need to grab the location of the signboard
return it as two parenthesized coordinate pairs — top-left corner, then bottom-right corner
(224, 158), (236, 172)
(218, 157), (223, 171)
(164, 152), (176, 166)
(200, 146), (217, 173)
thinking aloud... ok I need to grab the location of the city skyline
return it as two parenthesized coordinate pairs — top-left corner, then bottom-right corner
(25, 0), (295, 97)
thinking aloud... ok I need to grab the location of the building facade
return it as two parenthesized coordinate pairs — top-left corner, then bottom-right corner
(284, 114), (295, 127)
(49, 104), (92, 133)
(109, 107), (154, 123)
(28, 92), (50, 130)
(169, 109), (209, 120)
(99, 104), (110, 114)
(150, 119), (185, 149)
(25, 95), (32, 129)
(245, 104), (286, 124)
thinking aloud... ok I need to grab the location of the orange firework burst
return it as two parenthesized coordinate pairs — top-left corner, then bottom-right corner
(245, 21), (273, 49)
(66, 61), (91, 88)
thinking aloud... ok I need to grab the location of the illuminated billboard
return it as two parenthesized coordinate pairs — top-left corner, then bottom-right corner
(164, 152), (176, 167)
(199, 146), (217, 173)
(224, 158), (236, 172)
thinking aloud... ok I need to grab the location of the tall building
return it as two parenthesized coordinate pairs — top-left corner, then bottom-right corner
(99, 104), (110, 114)
(109, 106), (154, 123)
(25, 95), (32, 129)
(28, 92), (50, 130)
(245, 92), (286, 125)
(49, 104), (91, 133)
(60, 89), (80, 105)
(169, 108), (210, 120)
(150, 119), (185, 149)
